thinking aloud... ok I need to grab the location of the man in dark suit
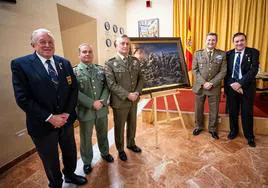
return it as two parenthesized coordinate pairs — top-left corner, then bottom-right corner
(11, 28), (87, 187)
(105, 35), (144, 161)
(224, 32), (259, 147)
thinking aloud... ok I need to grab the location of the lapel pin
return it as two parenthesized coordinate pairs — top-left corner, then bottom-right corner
(59, 63), (63, 70)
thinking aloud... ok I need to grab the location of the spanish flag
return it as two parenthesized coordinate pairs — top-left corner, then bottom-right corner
(186, 16), (193, 71)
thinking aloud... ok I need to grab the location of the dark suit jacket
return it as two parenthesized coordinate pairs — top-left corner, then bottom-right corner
(224, 47), (259, 97)
(11, 53), (78, 137)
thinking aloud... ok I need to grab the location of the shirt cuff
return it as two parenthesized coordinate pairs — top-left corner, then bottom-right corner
(45, 114), (53, 122)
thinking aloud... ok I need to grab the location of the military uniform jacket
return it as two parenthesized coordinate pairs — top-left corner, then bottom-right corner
(192, 49), (227, 95)
(105, 55), (144, 109)
(73, 63), (109, 122)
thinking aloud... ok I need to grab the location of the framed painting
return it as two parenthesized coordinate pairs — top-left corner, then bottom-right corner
(129, 37), (190, 94)
(138, 18), (159, 37)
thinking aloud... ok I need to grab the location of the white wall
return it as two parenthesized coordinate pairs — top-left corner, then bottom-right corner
(126, 0), (173, 37)
(61, 21), (98, 65)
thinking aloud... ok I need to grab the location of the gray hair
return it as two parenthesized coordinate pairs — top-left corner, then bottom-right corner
(31, 28), (54, 44)
(115, 34), (129, 47)
(78, 43), (93, 53)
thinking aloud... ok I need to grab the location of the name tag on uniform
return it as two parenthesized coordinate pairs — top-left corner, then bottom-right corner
(66, 76), (72, 85)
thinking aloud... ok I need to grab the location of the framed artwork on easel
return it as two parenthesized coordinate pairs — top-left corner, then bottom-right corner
(129, 37), (190, 94)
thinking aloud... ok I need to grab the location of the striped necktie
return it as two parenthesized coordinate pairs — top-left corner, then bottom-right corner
(46, 60), (59, 89)
(233, 52), (241, 81)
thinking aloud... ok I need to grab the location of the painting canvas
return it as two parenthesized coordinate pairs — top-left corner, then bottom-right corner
(138, 18), (159, 37)
(129, 37), (190, 94)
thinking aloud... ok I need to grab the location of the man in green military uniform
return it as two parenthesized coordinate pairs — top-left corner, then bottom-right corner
(73, 43), (114, 174)
(105, 35), (144, 161)
(192, 32), (227, 139)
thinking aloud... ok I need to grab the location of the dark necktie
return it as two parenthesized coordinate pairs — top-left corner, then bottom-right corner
(86, 64), (94, 76)
(233, 52), (241, 81)
(46, 60), (59, 89)
(123, 56), (128, 66)
(208, 51), (212, 61)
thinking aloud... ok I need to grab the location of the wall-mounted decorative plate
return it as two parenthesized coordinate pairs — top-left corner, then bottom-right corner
(113, 25), (118, 33)
(106, 38), (112, 47)
(104, 21), (110, 31)
(119, 27), (124, 35)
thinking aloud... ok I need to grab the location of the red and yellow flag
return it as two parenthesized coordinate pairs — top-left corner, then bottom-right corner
(186, 16), (193, 71)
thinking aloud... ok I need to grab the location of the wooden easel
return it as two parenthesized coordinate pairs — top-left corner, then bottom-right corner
(149, 89), (189, 147)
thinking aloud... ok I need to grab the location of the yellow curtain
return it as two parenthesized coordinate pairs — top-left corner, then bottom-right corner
(173, 0), (268, 87)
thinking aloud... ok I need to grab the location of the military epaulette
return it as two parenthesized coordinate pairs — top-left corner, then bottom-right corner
(130, 55), (139, 61)
(108, 57), (116, 61)
(195, 49), (204, 52)
(216, 49), (225, 53)
(95, 64), (105, 70)
(95, 64), (103, 68)
(72, 65), (80, 76)
(72, 65), (78, 71)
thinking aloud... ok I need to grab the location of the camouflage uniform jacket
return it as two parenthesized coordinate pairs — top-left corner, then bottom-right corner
(105, 55), (144, 109)
(192, 49), (227, 95)
(73, 62), (109, 121)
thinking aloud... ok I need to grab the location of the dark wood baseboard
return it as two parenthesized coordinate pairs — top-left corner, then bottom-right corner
(0, 148), (36, 174)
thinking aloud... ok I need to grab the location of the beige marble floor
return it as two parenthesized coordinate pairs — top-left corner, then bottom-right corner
(0, 112), (268, 188)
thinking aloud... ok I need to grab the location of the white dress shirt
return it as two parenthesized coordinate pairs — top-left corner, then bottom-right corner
(36, 52), (58, 122)
(232, 49), (245, 80)
(36, 52), (58, 75)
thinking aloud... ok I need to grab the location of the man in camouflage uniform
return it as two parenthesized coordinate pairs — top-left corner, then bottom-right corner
(73, 43), (114, 174)
(192, 32), (227, 139)
(105, 35), (144, 161)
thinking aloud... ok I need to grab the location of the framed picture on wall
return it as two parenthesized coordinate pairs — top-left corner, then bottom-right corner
(129, 37), (190, 94)
(138, 18), (159, 38)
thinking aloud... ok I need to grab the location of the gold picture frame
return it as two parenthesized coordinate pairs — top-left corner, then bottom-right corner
(129, 37), (190, 94)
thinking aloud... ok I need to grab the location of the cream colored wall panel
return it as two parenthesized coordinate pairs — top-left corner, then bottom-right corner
(0, 0), (63, 168)
(61, 21), (98, 66)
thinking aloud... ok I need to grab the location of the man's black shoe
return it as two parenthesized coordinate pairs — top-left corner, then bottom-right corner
(248, 139), (256, 147)
(127, 145), (142, 153)
(65, 174), (87, 185)
(83, 164), (92, 174)
(193, 128), (202, 136)
(227, 132), (237, 140)
(209, 131), (219, 140)
(118, 151), (127, 161)
(101, 154), (114, 163)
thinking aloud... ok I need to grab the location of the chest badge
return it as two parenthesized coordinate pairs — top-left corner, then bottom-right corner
(66, 76), (72, 85)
